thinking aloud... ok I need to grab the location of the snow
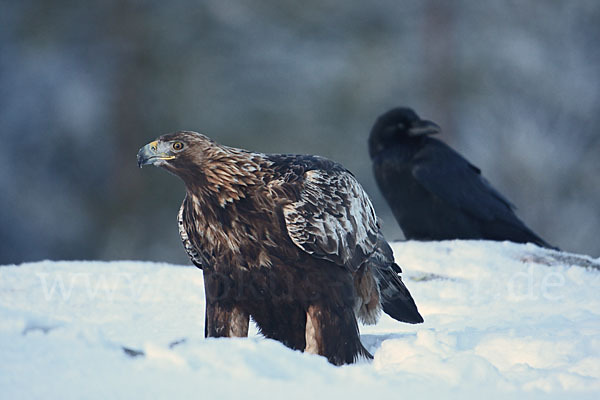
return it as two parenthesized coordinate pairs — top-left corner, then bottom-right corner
(1, 241), (599, 399)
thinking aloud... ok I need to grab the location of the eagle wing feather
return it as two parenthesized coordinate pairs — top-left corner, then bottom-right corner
(178, 197), (209, 268)
(283, 169), (379, 271)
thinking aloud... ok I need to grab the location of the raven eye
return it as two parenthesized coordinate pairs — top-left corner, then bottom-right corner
(172, 142), (184, 151)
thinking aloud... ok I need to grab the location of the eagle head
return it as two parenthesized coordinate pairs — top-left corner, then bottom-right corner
(137, 131), (215, 176)
(138, 131), (263, 200)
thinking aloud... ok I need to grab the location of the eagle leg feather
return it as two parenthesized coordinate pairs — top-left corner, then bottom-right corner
(204, 302), (249, 338)
(305, 305), (372, 365)
(203, 271), (249, 338)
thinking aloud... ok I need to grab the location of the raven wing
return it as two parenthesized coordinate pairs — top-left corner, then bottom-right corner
(411, 140), (517, 222)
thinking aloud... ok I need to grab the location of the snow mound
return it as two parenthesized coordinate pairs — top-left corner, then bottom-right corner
(1, 241), (599, 399)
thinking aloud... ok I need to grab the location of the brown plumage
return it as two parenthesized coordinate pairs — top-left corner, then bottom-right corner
(137, 131), (423, 365)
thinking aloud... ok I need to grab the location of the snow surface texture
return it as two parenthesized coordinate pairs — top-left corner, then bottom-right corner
(1, 241), (599, 399)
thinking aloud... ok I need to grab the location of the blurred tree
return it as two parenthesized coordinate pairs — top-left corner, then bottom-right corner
(1, 0), (598, 264)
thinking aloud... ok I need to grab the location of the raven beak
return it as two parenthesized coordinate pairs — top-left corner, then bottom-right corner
(407, 120), (441, 137)
(137, 140), (175, 168)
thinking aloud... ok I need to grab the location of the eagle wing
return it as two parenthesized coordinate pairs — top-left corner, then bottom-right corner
(178, 197), (209, 268)
(282, 168), (379, 271)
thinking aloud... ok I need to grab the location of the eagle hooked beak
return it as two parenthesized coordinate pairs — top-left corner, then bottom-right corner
(407, 119), (441, 137)
(137, 140), (176, 168)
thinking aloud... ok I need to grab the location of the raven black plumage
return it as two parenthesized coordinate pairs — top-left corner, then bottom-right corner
(137, 131), (423, 365)
(369, 107), (556, 249)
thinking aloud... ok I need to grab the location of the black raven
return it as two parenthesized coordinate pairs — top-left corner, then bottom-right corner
(368, 107), (557, 249)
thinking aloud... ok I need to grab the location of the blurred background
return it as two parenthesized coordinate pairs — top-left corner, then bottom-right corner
(1, 0), (599, 265)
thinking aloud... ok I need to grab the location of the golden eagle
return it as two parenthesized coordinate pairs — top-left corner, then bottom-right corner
(138, 131), (423, 365)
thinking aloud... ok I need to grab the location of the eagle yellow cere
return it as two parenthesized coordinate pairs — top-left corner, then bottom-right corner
(137, 131), (422, 365)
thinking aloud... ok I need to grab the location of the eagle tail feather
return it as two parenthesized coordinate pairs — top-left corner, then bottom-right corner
(376, 264), (424, 324)
(369, 234), (423, 324)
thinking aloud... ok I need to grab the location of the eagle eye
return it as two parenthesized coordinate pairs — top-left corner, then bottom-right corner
(172, 142), (184, 151)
